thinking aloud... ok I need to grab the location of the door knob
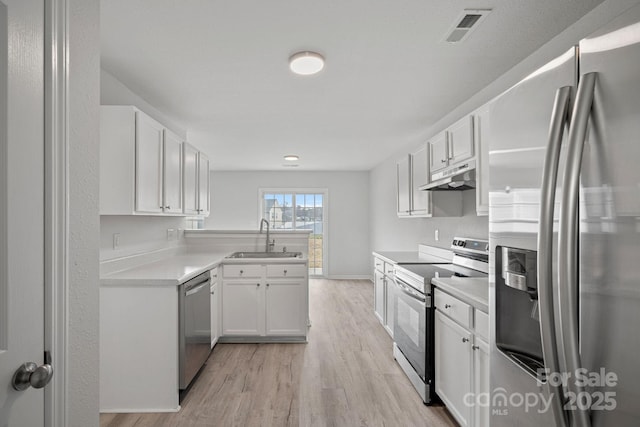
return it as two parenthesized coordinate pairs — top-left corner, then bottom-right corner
(12, 362), (53, 391)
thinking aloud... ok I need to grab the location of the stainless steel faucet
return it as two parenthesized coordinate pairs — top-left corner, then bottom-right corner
(259, 218), (275, 252)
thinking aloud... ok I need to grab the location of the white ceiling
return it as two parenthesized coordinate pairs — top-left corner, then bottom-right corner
(101, 0), (603, 171)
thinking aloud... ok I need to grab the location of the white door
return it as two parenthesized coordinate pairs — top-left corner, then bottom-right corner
(0, 0), (49, 425)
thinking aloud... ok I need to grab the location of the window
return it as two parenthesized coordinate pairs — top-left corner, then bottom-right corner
(260, 190), (327, 276)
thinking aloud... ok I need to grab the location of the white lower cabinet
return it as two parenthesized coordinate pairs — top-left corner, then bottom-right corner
(210, 267), (220, 348)
(374, 269), (385, 323)
(373, 256), (396, 337)
(473, 336), (490, 427)
(435, 288), (489, 427)
(265, 281), (305, 335)
(436, 311), (472, 427)
(222, 280), (262, 335)
(222, 263), (308, 339)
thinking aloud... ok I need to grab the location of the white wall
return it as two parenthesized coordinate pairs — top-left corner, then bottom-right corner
(101, 68), (187, 139)
(206, 171), (370, 279)
(69, 0), (100, 424)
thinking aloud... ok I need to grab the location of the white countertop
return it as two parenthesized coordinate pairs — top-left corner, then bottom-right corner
(431, 276), (489, 313)
(100, 251), (309, 287)
(100, 253), (229, 286)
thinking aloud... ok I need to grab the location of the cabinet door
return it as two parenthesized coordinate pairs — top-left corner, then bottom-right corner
(374, 270), (385, 324)
(448, 115), (474, 164)
(182, 143), (199, 215)
(384, 276), (395, 337)
(397, 155), (411, 217)
(429, 131), (448, 174)
(473, 337), (490, 427)
(210, 282), (219, 348)
(135, 112), (164, 213)
(197, 152), (210, 216)
(222, 281), (262, 335)
(163, 130), (183, 214)
(265, 281), (305, 336)
(435, 310), (472, 427)
(410, 145), (431, 216)
(474, 105), (490, 216)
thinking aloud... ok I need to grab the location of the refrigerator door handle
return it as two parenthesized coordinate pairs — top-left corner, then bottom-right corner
(538, 85), (573, 427)
(559, 72), (597, 427)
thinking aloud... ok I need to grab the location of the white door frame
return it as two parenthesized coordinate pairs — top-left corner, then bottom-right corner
(44, 0), (69, 425)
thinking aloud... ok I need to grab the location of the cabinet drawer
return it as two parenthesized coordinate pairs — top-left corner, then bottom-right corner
(223, 264), (262, 278)
(475, 309), (489, 341)
(266, 264), (306, 278)
(374, 258), (384, 273)
(384, 263), (395, 277)
(435, 289), (471, 328)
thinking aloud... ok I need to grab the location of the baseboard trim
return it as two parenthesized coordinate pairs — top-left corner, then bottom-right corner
(326, 275), (371, 280)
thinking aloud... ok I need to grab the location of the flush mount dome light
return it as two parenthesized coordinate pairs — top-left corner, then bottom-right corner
(289, 51), (324, 75)
(284, 155), (300, 161)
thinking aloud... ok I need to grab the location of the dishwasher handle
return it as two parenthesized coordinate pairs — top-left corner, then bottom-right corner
(185, 279), (210, 296)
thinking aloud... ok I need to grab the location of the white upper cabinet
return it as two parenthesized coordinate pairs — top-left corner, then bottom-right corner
(429, 131), (448, 174)
(134, 112), (165, 213)
(473, 104), (490, 216)
(162, 129), (183, 214)
(197, 152), (210, 216)
(410, 145), (429, 216)
(447, 115), (474, 165)
(100, 105), (208, 216)
(182, 142), (199, 215)
(397, 156), (411, 217)
(397, 145), (461, 218)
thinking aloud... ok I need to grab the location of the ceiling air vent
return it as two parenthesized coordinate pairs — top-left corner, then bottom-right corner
(444, 9), (491, 43)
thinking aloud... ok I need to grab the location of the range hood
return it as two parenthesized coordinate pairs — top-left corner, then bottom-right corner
(420, 159), (476, 191)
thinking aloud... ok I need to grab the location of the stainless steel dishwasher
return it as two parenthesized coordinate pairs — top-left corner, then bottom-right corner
(179, 270), (211, 390)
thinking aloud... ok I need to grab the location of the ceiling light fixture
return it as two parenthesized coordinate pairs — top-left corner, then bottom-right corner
(284, 155), (300, 161)
(289, 51), (324, 75)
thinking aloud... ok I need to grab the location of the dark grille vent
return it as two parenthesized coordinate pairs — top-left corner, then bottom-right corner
(444, 9), (491, 43)
(457, 14), (482, 29)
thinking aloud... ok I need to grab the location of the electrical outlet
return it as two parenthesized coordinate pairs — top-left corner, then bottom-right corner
(167, 228), (176, 241)
(435, 229), (439, 241)
(113, 233), (120, 250)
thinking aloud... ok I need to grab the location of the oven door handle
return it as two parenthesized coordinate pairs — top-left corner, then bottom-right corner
(394, 277), (427, 306)
(185, 280), (210, 297)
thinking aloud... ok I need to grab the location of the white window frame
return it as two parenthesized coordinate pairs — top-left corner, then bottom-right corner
(258, 188), (328, 278)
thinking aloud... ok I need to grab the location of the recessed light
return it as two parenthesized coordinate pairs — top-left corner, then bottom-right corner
(289, 51), (324, 75)
(284, 155), (300, 161)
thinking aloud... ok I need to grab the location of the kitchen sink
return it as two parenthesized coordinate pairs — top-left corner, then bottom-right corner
(226, 251), (303, 259)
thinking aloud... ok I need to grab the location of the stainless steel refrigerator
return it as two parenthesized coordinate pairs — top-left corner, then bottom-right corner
(489, 3), (640, 426)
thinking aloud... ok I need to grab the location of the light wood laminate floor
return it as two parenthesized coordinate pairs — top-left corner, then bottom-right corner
(100, 279), (457, 427)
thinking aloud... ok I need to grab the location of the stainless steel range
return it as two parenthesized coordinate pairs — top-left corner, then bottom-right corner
(392, 237), (489, 404)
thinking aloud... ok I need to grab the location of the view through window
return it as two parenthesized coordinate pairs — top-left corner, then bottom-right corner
(261, 191), (326, 276)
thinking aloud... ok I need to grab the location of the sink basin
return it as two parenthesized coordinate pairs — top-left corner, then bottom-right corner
(226, 251), (303, 259)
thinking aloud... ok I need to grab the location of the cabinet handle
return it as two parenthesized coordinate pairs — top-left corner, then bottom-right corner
(210, 291), (215, 295)
(257, 283), (260, 287)
(266, 283), (270, 287)
(166, 205), (171, 209)
(472, 345), (480, 350)
(239, 270), (243, 275)
(283, 270), (287, 275)
(462, 337), (469, 343)
(440, 159), (447, 163)
(444, 304), (451, 309)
